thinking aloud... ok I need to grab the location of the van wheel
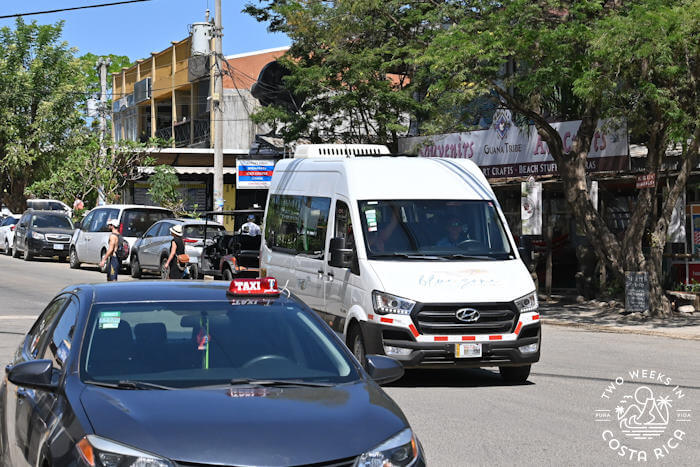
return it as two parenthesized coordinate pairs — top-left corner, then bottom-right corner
(11, 239), (20, 258)
(130, 254), (142, 278)
(69, 247), (81, 269)
(222, 268), (233, 281)
(348, 324), (366, 369)
(499, 365), (531, 384)
(99, 249), (108, 273)
(23, 241), (32, 261)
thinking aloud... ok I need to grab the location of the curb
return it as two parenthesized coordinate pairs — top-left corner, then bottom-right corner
(541, 318), (700, 341)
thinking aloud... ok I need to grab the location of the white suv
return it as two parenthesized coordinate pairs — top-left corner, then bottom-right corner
(26, 199), (72, 217)
(69, 205), (173, 271)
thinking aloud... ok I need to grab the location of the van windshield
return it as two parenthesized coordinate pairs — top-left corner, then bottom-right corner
(358, 200), (514, 260)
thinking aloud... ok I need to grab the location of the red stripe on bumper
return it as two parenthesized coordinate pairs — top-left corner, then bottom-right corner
(489, 335), (502, 341)
(434, 336), (448, 342)
(515, 322), (523, 334)
(461, 336), (476, 341)
(532, 314), (540, 320)
(409, 324), (419, 337)
(380, 317), (393, 324)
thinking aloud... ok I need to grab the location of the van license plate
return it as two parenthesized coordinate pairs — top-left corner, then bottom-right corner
(53, 244), (64, 250)
(455, 343), (481, 358)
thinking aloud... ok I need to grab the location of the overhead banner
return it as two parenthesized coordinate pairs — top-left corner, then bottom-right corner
(398, 111), (628, 178)
(236, 160), (275, 189)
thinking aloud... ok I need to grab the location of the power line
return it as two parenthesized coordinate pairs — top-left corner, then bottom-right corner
(0, 0), (151, 20)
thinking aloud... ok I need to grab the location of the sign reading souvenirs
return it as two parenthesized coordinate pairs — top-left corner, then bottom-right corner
(625, 271), (650, 313)
(636, 173), (657, 189)
(398, 110), (629, 179)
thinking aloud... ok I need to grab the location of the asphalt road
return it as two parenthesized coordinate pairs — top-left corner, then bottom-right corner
(1, 254), (699, 466)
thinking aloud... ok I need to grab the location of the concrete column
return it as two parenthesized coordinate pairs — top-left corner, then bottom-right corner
(150, 53), (156, 139)
(171, 42), (177, 148)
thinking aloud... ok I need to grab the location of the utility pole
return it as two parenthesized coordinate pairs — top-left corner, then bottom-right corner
(96, 57), (111, 206)
(213, 0), (224, 217)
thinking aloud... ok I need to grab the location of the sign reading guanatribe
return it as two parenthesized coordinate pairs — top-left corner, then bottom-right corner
(398, 110), (629, 178)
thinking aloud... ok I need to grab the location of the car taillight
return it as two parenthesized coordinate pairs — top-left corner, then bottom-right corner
(119, 223), (123, 234)
(10, 225), (15, 231)
(183, 238), (198, 243)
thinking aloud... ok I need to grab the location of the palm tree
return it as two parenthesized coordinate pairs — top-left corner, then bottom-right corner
(615, 406), (625, 418)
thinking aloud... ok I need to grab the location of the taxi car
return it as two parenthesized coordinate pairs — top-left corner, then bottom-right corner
(0, 278), (425, 467)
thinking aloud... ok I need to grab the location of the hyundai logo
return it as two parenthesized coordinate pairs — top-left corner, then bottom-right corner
(455, 308), (480, 323)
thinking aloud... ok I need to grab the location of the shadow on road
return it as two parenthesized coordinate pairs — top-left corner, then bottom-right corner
(386, 368), (535, 388)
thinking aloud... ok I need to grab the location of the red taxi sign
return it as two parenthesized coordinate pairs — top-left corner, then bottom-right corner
(228, 277), (280, 296)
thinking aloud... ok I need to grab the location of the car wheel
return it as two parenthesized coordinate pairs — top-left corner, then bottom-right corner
(348, 324), (366, 369)
(222, 268), (233, 281)
(131, 254), (142, 278)
(11, 239), (20, 258)
(23, 241), (32, 261)
(499, 365), (531, 384)
(189, 263), (199, 280)
(160, 257), (169, 280)
(69, 247), (81, 269)
(4, 240), (10, 256)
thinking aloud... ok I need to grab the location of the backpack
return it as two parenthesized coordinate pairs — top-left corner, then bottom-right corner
(115, 234), (129, 261)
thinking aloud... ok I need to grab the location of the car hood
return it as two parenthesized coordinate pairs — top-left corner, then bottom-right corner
(367, 258), (535, 303)
(80, 381), (407, 465)
(33, 227), (74, 235)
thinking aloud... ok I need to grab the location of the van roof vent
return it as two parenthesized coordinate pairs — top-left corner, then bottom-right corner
(294, 144), (390, 158)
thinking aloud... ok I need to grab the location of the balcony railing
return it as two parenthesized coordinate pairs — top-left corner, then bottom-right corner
(154, 119), (210, 147)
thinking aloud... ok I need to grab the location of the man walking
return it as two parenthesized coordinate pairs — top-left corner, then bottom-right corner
(99, 219), (120, 281)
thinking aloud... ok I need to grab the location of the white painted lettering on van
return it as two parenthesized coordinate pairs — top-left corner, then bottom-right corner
(418, 273), (502, 289)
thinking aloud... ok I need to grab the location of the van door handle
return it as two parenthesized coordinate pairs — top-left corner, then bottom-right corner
(326, 272), (334, 282)
(317, 270), (324, 279)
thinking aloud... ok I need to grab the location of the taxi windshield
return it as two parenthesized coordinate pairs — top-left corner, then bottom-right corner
(358, 199), (514, 260)
(81, 301), (358, 388)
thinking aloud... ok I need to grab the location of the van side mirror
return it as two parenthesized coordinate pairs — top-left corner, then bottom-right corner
(329, 237), (353, 269)
(518, 246), (532, 269)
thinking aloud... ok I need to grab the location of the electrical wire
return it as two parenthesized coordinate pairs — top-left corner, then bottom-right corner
(0, 0), (152, 19)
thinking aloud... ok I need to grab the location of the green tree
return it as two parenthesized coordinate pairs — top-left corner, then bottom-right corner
(423, 0), (699, 315)
(0, 18), (86, 212)
(147, 164), (186, 216)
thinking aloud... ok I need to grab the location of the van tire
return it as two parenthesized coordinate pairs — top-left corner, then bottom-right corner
(69, 247), (81, 269)
(348, 324), (366, 369)
(130, 254), (142, 278)
(499, 365), (531, 384)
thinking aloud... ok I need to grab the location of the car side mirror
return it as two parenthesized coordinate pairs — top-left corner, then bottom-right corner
(7, 360), (59, 392)
(365, 355), (404, 385)
(329, 237), (354, 269)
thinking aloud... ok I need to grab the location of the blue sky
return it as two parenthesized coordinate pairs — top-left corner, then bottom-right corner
(0, 0), (289, 60)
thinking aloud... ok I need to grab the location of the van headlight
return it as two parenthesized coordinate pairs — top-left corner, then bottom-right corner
(514, 291), (538, 312)
(76, 435), (173, 467)
(372, 291), (416, 315)
(355, 428), (419, 466)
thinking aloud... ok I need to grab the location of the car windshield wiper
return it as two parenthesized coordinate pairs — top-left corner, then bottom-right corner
(229, 378), (334, 387)
(439, 254), (500, 260)
(370, 253), (447, 261)
(86, 380), (174, 390)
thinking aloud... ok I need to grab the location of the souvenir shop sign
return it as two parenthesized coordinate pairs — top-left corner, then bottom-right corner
(398, 112), (629, 179)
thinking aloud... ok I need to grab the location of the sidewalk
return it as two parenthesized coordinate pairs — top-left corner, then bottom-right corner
(538, 296), (700, 340)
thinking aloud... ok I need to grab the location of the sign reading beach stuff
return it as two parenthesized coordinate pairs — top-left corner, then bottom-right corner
(398, 110), (629, 178)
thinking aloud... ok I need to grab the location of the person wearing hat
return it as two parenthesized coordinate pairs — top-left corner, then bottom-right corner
(99, 219), (121, 281)
(240, 214), (261, 236)
(164, 224), (186, 279)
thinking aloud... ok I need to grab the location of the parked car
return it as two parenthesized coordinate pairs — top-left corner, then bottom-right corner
(0, 215), (20, 255)
(199, 209), (264, 280)
(69, 205), (173, 271)
(0, 278), (424, 467)
(130, 218), (225, 279)
(26, 198), (72, 217)
(12, 209), (74, 261)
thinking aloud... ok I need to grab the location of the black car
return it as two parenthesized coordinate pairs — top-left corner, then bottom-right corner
(1, 278), (425, 467)
(12, 209), (74, 261)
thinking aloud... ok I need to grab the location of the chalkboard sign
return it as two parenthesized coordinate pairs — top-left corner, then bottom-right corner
(625, 271), (650, 312)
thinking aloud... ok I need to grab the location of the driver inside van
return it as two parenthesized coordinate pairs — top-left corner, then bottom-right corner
(437, 217), (468, 247)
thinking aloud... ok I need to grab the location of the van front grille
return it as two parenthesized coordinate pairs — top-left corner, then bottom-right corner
(412, 302), (517, 335)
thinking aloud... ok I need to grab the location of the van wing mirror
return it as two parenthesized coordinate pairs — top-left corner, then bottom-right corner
(518, 245), (532, 269)
(329, 237), (353, 269)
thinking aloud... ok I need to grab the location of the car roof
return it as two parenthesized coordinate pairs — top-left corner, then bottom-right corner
(90, 204), (172, 211)
(24, 209), (71, 215)
(86, 280), (295, 305)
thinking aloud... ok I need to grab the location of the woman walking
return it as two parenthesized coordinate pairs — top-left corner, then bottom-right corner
(164, 224), (186, 279)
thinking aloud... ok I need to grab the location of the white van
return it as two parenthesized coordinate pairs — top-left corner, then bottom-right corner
(260, 145), (540, 383)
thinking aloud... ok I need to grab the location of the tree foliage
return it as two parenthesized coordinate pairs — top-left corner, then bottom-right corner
(147, 164), (187, 216)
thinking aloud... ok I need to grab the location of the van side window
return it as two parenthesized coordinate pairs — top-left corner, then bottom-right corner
(333, 201), (355, 252)
(265, 194), (331, 258)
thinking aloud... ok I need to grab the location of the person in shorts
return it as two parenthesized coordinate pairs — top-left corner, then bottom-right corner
(99, 219), (121, 281)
